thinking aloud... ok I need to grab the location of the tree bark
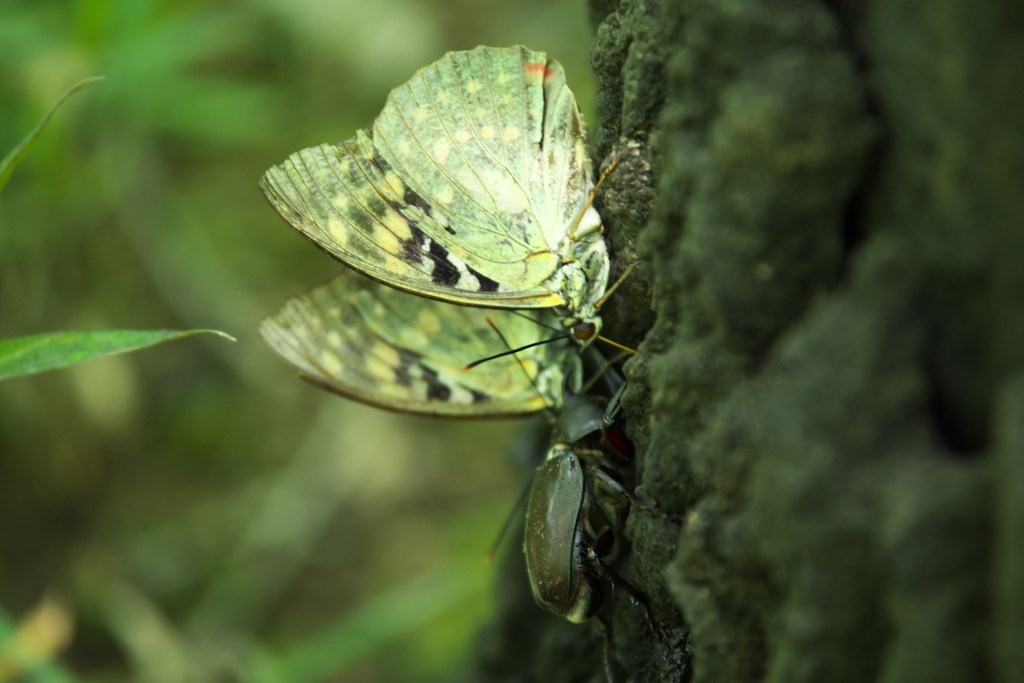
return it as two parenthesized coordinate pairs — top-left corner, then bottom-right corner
(472, 0), (1023, 680)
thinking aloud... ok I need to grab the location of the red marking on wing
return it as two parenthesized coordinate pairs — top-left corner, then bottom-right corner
(544, 67), (557, 81)
(525, 61), (546, 79)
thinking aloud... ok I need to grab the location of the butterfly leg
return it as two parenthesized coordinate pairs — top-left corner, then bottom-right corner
(569, 158), (622, 241)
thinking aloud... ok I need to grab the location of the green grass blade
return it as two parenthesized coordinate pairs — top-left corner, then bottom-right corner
(0, 329), (236, 381)
(245, 562), (487, 683)
(0, 76), (105, 194)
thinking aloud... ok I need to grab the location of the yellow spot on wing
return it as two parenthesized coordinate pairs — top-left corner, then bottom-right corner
(433, 138), (452, 165)
(321, 353), (342, 377)
(374, 219), (416, 260)
(382, 206), (413, 240)
(518, 359), (538, 380)
(413, 106), (428, 122)
(467, 80), (481, 94)
(437, 185), (455, 204)
(455, 130), (472, 144)
(328, 217), (350, 246)
(363, 347), (398, 383)
(384, 171), (405, 198)
(480, 125), (494, 139)
(503, 125), (521, 143)
(373, 342), (401, 369)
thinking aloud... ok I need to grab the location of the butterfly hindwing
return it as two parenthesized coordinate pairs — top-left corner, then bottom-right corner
(260, 46), (606, 322)
(259, 271), (573, 417)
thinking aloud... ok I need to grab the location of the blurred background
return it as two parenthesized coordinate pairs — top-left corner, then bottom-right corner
(0, 1), (594, 681)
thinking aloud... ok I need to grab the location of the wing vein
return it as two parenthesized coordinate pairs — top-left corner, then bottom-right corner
(374, 105), (540, 265)
(472, 49), (547, 244)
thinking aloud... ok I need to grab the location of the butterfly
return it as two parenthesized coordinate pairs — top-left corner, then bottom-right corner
(259, 45), (610, 345)
(259, 269), (581, 417)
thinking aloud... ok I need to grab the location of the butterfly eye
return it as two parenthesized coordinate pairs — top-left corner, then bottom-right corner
(572, 322), (597, 342)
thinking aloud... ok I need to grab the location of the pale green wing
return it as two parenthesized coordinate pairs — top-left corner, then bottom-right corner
(259, 45), (598, 310)
(534, 52), (598, 248)
(259, 271), (570, 417)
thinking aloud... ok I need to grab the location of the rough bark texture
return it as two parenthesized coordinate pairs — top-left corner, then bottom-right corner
(471, 0), (1023, 681)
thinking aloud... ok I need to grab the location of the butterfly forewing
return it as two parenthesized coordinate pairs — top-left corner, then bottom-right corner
(259, 271), (571, 417)
(260, 45), (605, 320)
(262, 135), (436, 282)
(374, 46), (550, 273)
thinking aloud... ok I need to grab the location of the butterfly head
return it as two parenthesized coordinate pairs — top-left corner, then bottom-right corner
(556, 260), (605, 347)
(571, 320), (599, 345)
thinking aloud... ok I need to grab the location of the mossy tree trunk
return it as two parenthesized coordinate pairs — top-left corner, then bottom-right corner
(472, 0), (1023, 680)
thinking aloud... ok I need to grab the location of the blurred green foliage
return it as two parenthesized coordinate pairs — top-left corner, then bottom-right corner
(0, 76), (104, 193)
(0, 0), (593, 681)
(0, 76), (240, 386)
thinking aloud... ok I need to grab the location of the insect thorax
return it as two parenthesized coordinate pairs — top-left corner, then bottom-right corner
(555, 200), (609, 337)
(556, 231), (609, 343)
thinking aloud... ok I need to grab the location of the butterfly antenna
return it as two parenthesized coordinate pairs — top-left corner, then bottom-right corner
(463, 334), (572, 370)
(591, 262), (639, 355)
(485, 479), (532, 565)
(596, 335), (636, 355)
(477, 317), (560, 421)
(594, 262), (638, 311)
(569, 158), (620, 241)
(580, 349), (632, 395)
(509, 309), (562, 334)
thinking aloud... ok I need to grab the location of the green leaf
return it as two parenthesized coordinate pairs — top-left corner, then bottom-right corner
(0, 76), (105, 194)
(0, 329), (236, 381)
